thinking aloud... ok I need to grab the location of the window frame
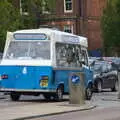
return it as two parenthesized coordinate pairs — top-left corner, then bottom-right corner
(63, 25), (73, 33)
(41, 0), (50, 14)
(64, 0), (73, 13)
(20, 0), (29, 15)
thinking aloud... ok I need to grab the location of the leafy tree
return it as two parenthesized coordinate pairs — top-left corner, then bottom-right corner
(0, 0), (23, 52)
(101, 0), (120, 56)
(21, 0), (56, 29)
(0, 0), (56, 52)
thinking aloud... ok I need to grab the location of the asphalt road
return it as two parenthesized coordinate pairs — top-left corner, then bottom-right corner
(0, 90), (120, 120)
(41, 107), (120, 120)
(39, 91), (120, 120)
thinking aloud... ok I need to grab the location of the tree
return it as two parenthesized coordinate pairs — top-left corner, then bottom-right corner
(0, 0), (23, 52)
(101, 0), (120, 56)
(20, 0), (56, 29)
(0, 0), (56, 52)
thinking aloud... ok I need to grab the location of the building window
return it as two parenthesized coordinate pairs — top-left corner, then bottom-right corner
(42, 0), (49, 14)
(64, 25), (73, 33)
(64, 0), (73, 13)
(42, 0), (56, 14)
(20, 0), (29, 15)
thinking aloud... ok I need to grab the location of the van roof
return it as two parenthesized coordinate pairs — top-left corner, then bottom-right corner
(13, 28), (88, 47)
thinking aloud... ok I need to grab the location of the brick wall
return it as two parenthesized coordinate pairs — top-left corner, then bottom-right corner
(55, 0), (107, 50)
(83, 0), (107, 50)
(86, 0), (105, 17)
(13, 0), (107, 51)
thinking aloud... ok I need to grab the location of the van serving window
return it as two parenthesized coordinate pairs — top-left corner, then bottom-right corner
(14, 33), (48, 40)
(56, 43), (82, 67)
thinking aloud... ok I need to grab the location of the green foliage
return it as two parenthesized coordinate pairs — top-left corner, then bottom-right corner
(101, 0), (120, 56)
(0, 0), (23, 52)
(0, 0), (56, 52)
(45, 0), (56, 13)
(21, 0), (56, 28)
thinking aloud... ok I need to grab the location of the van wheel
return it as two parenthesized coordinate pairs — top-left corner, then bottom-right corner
(55, 86), (63, 101)
(111, 80), (118, 92)
(97, 80), (102, 92)
(86, 85), (92, 100)
(10, 92), (20, 101)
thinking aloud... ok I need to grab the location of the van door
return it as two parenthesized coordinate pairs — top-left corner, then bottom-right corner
(81, 49), (93, 86)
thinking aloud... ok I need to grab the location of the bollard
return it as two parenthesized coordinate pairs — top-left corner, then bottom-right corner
(69, 72), (85, 105)
(118, 72), (120, 99)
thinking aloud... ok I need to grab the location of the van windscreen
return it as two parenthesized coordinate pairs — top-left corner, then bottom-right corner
(5, 41), (50, 60)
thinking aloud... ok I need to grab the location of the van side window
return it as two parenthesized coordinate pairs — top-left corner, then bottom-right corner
(56, 43), (82, 68)
(81, 50), (88, 66)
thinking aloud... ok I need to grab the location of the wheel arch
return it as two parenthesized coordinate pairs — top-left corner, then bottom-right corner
(57, 83), (64, 93)
(87, 81), (93, 88)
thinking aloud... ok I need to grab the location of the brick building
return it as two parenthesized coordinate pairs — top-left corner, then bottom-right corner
(14, 0), (107, 55)
(84, 0), (107, 54)
(40, 0), (107, 56)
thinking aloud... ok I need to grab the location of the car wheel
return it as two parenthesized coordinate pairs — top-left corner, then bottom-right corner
(97, 80), (102, 92)
(54, 86), (63, 101)
(10, 92), (20, 101)
(111, 80), (119, 92)
(86, 85), (92, 100)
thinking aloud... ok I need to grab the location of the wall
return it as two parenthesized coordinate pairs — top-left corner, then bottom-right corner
(83, 0), (107, 50)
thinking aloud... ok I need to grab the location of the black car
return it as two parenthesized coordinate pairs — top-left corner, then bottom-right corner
(92, 61), (118, 92)
(111, 58), (120, 72)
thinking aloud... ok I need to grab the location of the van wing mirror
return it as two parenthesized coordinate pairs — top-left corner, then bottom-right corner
(90, 61), (95, 67)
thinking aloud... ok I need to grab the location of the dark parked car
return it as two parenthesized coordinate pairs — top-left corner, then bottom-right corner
(92, 61), (118, 92)
(111, 58), (120, 72)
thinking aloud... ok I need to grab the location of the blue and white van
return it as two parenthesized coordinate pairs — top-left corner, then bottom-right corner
(0, 28), (93, 101)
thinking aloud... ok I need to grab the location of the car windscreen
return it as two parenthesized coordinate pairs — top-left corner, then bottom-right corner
(5, 41), (50, 60)
(93, 64), (102, 73)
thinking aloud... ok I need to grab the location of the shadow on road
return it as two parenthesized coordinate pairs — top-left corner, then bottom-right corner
(18, 95), (69, 103)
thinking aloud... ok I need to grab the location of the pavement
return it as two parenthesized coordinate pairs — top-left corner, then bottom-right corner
(0, 100), (95, 120)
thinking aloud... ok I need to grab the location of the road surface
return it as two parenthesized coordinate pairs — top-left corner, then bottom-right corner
(0, 90), (120, 120)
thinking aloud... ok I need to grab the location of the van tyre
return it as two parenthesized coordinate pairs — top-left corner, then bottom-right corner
(44, 94), (51, 100)
(86, 85), (92, 100)
(10, 92), (20, 101)
(55, 86), (63, 101)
